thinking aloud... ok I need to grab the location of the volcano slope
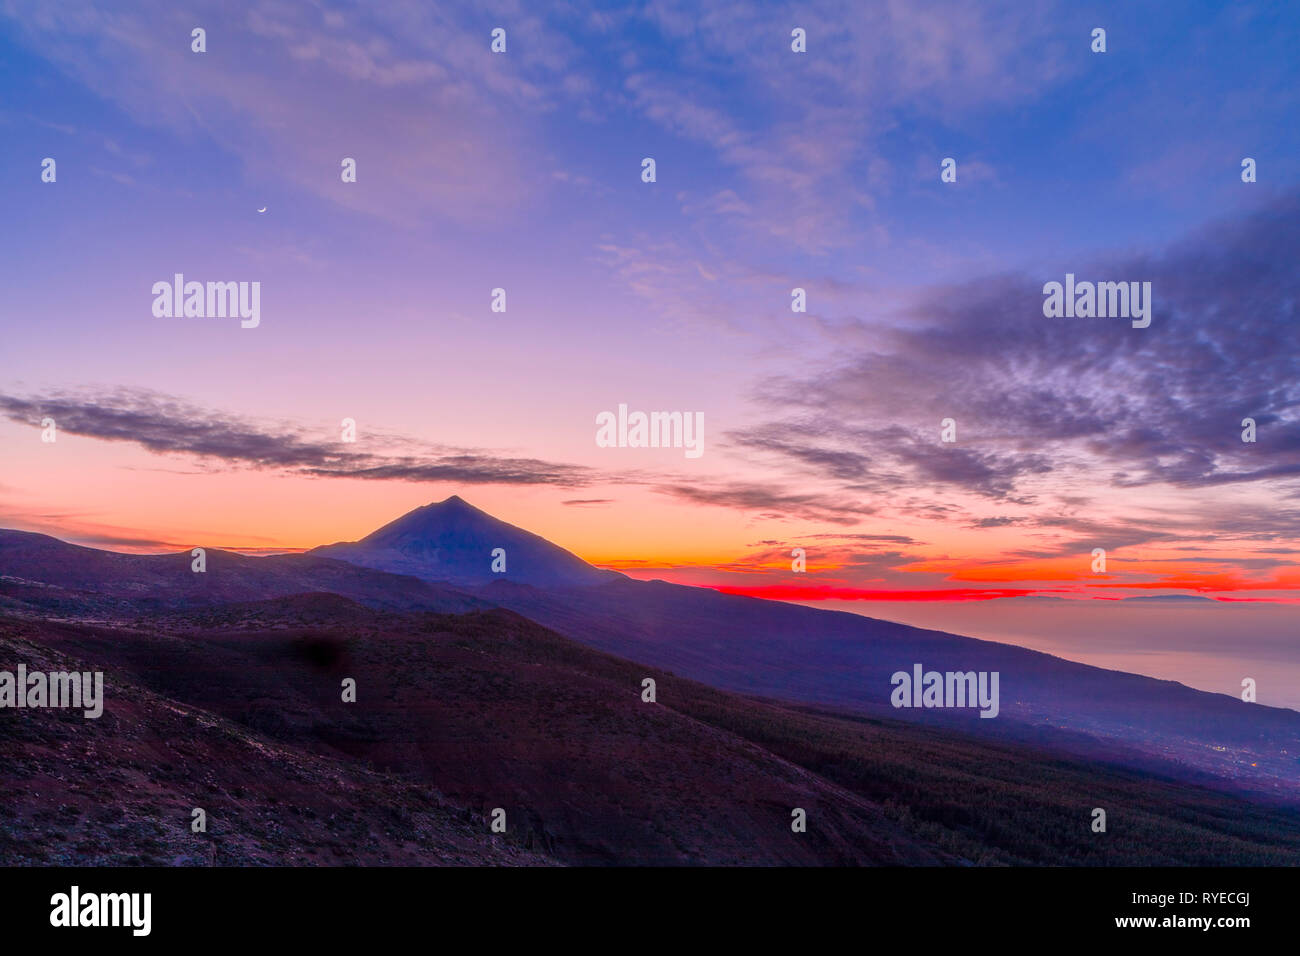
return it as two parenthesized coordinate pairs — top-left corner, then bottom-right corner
(4, 594), (1299, 866)
(9, 514), (1300, 802)
(0, 617), (551, 866)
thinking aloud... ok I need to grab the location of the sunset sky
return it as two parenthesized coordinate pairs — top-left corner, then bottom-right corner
(3, 0), (1300, 616)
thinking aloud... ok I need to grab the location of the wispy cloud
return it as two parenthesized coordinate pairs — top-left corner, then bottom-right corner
(0, 0), (600, 225)
(0, 388), (596, 487)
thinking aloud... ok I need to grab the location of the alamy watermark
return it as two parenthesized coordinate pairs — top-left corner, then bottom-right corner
(595, 404), (704, 458)
(152, 274), (260, 328)
(1042, 273), (1151, 329)
(50, 886), (150, 936)
(0, 665), (103, 718)
(890, 663), (999, 718)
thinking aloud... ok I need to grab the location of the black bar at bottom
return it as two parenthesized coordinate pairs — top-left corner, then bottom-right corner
(0, 866), (1278, 942)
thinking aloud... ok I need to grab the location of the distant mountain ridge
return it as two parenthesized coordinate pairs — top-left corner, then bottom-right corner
(311, 495), (621, 589)
(0, 528), (485, 615)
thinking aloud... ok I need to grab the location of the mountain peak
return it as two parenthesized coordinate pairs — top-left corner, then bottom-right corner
(311, 496), (619, 589)
(395, 494), (483, 524)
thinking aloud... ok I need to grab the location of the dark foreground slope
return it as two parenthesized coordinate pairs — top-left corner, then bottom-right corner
(4, 595), (1299, 866)
(0, 619), (551, 866)
(1, 599), (941, 866)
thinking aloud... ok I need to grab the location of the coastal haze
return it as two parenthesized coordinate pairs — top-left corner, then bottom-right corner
(814, 598), (1300, 711)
